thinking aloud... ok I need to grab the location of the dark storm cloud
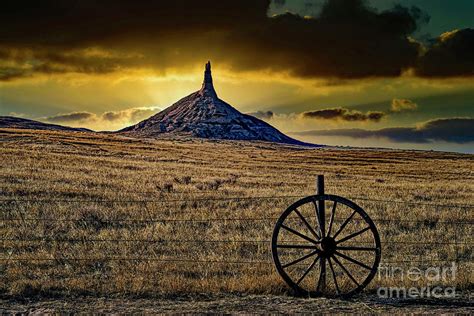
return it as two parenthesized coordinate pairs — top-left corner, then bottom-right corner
(417, 28), (474, 77)
(0, 47), (138, 81)
(302, 108), (385, 122)
(229, 1), (424, 78)
(0, 0), (436, 80)
(0, 67), (29, 81)
(45, 112), (95, 123)
(247, 111), (274, 120)
(295, 118), (474, 144)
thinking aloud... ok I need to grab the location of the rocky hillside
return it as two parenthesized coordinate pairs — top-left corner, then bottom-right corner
(0, 116), (91, 132)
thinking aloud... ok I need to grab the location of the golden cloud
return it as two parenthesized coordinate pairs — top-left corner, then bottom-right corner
(390, 98), (418, 112)
(41, 107), (160, 131)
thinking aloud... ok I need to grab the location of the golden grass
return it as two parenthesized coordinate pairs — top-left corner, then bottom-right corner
(0, 128), (472, 297)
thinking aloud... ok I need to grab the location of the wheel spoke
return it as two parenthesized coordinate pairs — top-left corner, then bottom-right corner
(277, 244), (320, 249)
(331, 254), (360, 287)
(294, 208), (320, 240)
(327, 257), (340, 295)
(332, 210), (356, 239)
(280, 224), (319, 245)
(327, 201), (337, 237)
(296, 254), (321, 285)
(282, 249), (320, 268)
(336, 226), (371, 244)
(312, 200), (323, 237)
(316, 258), (326, 292)
(318, 197), (325, 238)
(337, 246), (377, 251)
(334, 251), (372, 270)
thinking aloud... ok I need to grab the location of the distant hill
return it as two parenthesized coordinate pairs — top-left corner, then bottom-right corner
(0, 116), (92, 132)
(119, 62), (312, 146)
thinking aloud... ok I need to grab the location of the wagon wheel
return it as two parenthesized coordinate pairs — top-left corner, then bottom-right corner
(272, 194), (381, 297)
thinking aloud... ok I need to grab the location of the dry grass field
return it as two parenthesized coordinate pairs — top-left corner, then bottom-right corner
(0, 128), (472, 300)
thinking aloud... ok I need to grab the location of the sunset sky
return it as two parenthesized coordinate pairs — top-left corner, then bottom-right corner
(1, 0), (473, 152)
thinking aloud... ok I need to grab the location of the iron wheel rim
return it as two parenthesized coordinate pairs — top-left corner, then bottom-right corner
(272, 194), (381, 298)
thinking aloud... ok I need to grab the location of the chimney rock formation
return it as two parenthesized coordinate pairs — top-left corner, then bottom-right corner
(119, 62), (310, 145)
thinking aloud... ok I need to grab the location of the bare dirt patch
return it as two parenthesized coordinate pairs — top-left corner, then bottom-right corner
(1, 294), (472, 314)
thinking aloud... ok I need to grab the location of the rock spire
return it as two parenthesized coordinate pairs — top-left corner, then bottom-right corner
(200, 61), (217, 97)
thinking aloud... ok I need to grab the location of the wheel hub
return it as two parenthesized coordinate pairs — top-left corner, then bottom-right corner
(320, 236), (336, 256)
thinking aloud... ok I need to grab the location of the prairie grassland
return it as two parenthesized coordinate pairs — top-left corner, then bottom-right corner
(0, 128), (472, 297)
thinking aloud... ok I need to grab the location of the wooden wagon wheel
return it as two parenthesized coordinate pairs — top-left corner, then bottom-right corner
(272, 190), (381, 297)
